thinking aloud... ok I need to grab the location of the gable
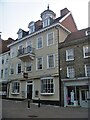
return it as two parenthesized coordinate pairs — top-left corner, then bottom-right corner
(61, 14), (78, 32)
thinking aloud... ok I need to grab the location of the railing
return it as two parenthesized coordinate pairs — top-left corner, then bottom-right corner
(17, 46), (35, 57)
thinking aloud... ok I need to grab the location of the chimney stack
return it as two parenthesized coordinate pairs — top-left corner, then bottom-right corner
(60, 8), (70, 16)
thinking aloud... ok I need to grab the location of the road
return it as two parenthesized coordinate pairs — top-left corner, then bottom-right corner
(1, 99), (89, 119)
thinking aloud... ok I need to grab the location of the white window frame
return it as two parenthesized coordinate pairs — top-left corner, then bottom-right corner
(18, 32), (22, 39)
(26, 41), (32, 47)
(5, 68), (8, 79)
(47, 54), (55, 69)
(17, 44), (24, 56)
(18, 44), (23, 50)
(10, 64), (14, 75)
(1, 69), (3, 79)
(47, 32), (54, 46)
(66, 49), (74, 61)
(85, 30), (90, 36)
(36, 36), (43, 49)
(43, 18), (50, 28)
(5, 54), (9, 63)
(11, 81), (20, 94)
(26, 61), (32, 72)
(2, 57), (4, 64)
(29, 24), (35, 34)
(18, 29), (22, 39)
(10, 47), (16, 58)
(10, 48), (14, 58)
(26, 41), (33, 53)
(16, 63), (22, 74)
(85, 64), (90, 77)
(36, 57), (43, 70)
(40, 77), (54, 95)
(83, 45), (90, 58)
(67, 66), (75, 78)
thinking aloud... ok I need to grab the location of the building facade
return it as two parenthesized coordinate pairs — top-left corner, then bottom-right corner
(7, 7), (77, 105)
(0, 37), (14, 98)
(59, 28), (90, 107)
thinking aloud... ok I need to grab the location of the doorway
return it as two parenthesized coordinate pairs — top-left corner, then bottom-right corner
(27, 82), (33, 99)
(80, 89), (88, 107)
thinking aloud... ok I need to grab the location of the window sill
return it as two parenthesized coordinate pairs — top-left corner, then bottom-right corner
(47, 67), (55, 70)
(84, 56), (90, 58)
(11, 93), (20, 95)
(66, 59), (74, 61)
(36, 69), (43, 71)
(47, 44), (54, 47)
(26, 71), (32, 73)
(36, 47), (43, 50)
(40, 93), (54, 96)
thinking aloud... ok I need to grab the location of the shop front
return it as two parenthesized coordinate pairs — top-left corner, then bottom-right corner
(63, 78), (89, 108)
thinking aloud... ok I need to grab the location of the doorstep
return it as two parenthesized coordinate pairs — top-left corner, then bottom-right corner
(66, 105), (81, 108)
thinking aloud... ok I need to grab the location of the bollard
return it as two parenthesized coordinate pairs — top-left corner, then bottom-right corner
(28, 99), (30, 108)
(38, 98), (40, 107)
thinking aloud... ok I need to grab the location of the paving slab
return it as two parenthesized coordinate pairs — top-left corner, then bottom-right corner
(1, 99), (89, 119)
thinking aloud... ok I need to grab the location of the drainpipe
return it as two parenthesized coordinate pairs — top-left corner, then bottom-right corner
(55, 25), (61, 107)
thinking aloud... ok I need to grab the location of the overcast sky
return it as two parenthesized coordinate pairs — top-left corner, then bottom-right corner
(0, 0), (89, 40)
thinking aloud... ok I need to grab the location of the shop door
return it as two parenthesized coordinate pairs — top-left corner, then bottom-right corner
(27, 84), (32, 99)
(80, 89), (88, 107)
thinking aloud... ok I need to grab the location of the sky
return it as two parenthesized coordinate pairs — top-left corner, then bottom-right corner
(0, 0), (89, 40)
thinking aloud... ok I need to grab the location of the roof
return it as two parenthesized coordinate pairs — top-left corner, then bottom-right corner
(65, 27), (90, 42)
(60, 14), (78, 32)
(59, 27), (90, 48)
(41, 5), (56, 18)
(0, 38), (14, 54)
(8, 7), (78, 47)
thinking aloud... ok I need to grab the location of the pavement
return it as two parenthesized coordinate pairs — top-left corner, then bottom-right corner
(1, 99), (89, 119)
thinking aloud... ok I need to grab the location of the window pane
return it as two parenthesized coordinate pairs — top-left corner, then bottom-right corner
(37, 37), (42, 49)
(5, 68), (8, 78)
(1, 69), (3, 78)
(18, 64), (21, 73)
(86, 65), (90, 76)
(10, 65), (14, 74)
(41, 78), (54, 94)
(84, 46), (90, 57)
(12, 82), (20, 93)
(37, 57), (42, 70)
(48, 33), (53, 46)
(48, 55), (54, 68)
(43, 18), (50, 27)
(67, 66), (75, 78)
(66, 49), (74, 61)
(26, 62), (32, 71)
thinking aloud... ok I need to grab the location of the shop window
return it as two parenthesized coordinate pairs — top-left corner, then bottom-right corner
(12, 81), (20, 94)
(41, 77), (54, 95)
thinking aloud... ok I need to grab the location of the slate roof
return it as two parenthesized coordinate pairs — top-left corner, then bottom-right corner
(0, 38), (14, 54)
(65, 27), (90, 42)
(9, 8), (78, 46)
(59, 27), (90, 48)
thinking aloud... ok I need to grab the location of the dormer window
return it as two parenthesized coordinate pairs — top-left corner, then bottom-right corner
(85, 29), (90, 36)
(17, 29), (22, 39)
(43, 18), (50, 27)
(41, 5), (56, 28)
(28, 22), (35, 34)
